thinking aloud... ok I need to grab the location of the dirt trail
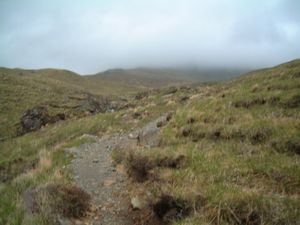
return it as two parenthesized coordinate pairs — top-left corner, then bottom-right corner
(66, 115), (168, 225)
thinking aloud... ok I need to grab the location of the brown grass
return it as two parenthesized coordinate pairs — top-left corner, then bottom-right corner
(35, 184), (91, 222)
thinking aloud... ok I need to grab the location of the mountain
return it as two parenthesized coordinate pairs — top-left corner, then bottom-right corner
(92, 66), (249, 83)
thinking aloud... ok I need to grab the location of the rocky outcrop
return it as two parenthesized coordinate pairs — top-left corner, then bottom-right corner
(77, 94), (133, 114)
(17, 106), (65, 135)
(137, 114), (171, 148)
(77, 95), (110, 114)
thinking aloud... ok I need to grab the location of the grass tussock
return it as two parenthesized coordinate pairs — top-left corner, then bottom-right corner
(24, 184), (91, 224)
(116, 151), (186, 182)
(152, 195), (191, 222)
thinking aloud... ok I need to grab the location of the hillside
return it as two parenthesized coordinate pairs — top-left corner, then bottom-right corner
(0, 67), (184, 139)
(89, 68), (186, 88)
(0, 59), (299, 225)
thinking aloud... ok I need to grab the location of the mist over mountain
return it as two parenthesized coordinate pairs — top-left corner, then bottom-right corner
(1, 0), (299, 74)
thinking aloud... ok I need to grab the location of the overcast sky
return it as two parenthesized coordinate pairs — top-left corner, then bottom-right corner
(0, 0), (299, 74)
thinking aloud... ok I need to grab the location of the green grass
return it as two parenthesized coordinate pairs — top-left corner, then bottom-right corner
(0, 111), (130, 224)
(0, 67), (183, 139)
(1, 59), (299, 224)
(122, 60), (300, 224)
(0, 91), (177, 224)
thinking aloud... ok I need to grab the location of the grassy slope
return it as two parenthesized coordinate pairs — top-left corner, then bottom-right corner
(0, 67), (182, 139)
(0, 85), (180, 224)
(0, 60), (299, 224)
(136, 59), (300, 224)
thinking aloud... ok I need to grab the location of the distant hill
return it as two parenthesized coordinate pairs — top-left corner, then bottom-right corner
(88, 68), (186, 88)
(92, 67), (249, 83)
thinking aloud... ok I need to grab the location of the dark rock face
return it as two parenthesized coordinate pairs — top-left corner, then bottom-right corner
(78, 95), (131, 114)
(18, 106), (65, 135)
(78, 95), (109, 114)
(18, 106), (50, 135)
(110, 99), (133, 111)
(163, 86), (178, 95)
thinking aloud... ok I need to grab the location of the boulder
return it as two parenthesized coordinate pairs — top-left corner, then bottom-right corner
(138, 126), (160, 147)
(78, 95), (109, 114)
(137, 115), (169, 147)
(163, 86), (178, 95)
(18, 106), (66, 135)
(18, 106), (51, 135)
(131, 196), (146, 210)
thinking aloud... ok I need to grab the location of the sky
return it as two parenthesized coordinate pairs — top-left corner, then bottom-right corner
(0, 0), (299, 74)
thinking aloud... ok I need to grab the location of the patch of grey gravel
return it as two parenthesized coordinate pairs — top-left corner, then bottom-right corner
(67, 135), (135, 225)
(66, 114), (168, 225)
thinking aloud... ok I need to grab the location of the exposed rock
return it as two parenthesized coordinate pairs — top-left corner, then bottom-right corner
(109, 99), (132, 111)
(17, 106), (66, 135)
(163, 86), (178, 95)
(138, 126), (160, 147)
(18, 106), (50, 135)
(128, 132), (139, 139)
(79, 134), (99, 142)
(156, 116), (168, 128)
(131, 196), (146, 210)
(78, 95), (110, 114)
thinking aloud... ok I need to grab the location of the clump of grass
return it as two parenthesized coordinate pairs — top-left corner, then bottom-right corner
(271, 138), (300, 155)
(233, 96), (280, 108)
(123, 151), (186, 182)
(156, 155), (186, 169)
(283, 94), (300, 108)
(124, 152), (155, 182)
(27, 184), (91, 223)
(152, 195), (191, 222)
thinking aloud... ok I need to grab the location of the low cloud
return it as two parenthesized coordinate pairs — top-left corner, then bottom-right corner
(0, 0), (299, 74)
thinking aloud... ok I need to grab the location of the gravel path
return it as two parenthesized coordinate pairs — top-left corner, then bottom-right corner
(66, 115), (168, 225)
